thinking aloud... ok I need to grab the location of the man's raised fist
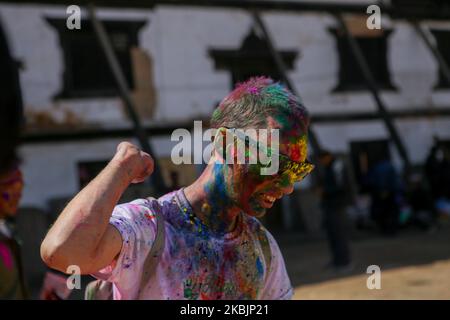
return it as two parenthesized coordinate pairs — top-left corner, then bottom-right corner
(111, 141), (154, 184)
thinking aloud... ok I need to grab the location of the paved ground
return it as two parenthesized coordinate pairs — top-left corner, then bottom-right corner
(277, 220), (450, 299)
(292, 259), (450, 299)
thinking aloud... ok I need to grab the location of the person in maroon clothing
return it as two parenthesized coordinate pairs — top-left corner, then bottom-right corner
(0, 166), (71, 299)
(0, 166), (28, 299)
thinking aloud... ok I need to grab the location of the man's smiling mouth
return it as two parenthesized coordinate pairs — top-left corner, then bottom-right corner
(256, 193), (283, 208)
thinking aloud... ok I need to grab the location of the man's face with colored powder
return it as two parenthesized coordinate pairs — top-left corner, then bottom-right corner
(225, 113), (310, 217)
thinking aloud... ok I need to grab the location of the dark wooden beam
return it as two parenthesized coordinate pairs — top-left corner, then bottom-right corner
(20, 107), (450, 144)
(88, 4), (167, 192)
(20, 119), (204, 144)
(335, 13), (412, 173)
(312, 107), (450, 123)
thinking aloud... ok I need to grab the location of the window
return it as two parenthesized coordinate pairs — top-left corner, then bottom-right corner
(78, 160), (108, 189)
(330, 28), (396, 92)
(431, 30), (450, 89)
(209, 29), (299, 88)
(391, 0), (449, 19)
(47, 18), (146, 98)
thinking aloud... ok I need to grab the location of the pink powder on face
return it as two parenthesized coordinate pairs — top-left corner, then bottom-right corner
(0, 242), (13, 270)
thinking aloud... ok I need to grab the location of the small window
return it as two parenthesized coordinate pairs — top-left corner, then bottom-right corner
(431, 30), (450, 89)
(46, 18), (146, 99)
(78, 160), (108, 189)
(330, 28), (396, 92)
(209, 29), (299, 88)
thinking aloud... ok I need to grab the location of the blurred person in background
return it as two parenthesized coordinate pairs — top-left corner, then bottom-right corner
(0, 166), (28, 299)
(425, 138), (450, 218)
(365, 156), (403, 236)
(317, 150), (352, 272)
(0, 165), (71, 300)
(406, 172), (437, 231)
(1, 17), (71, 299)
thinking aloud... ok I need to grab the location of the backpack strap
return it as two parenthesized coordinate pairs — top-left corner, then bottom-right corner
(136, 197), (166, 299)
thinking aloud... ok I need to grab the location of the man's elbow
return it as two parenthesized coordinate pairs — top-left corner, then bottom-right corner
(40, 238), (70, 273)
(41, 238), (100, 274)
(41, 236), (86, 273)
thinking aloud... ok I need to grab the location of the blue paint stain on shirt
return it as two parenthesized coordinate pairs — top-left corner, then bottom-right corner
(256, 256), (264, 277)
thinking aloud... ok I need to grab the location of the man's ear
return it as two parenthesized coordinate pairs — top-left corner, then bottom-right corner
(212, 127), (228, 163)
(213, 127), (240, 165)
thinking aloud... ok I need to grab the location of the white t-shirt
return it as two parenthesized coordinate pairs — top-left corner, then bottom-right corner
(93, 189), (293, 300)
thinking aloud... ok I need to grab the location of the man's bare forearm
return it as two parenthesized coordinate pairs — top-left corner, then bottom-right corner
(41, 142), (154, 273)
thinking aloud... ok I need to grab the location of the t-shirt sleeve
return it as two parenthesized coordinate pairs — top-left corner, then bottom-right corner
(91, 198), (158, 298)
(260, 230), (294, 300)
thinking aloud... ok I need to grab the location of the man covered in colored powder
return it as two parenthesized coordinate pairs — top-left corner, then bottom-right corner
(41, 77), (314, 300)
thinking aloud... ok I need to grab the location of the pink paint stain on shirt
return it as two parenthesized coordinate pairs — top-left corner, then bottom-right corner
(0, 242), (14, 270)
(128, 204), (143, 213)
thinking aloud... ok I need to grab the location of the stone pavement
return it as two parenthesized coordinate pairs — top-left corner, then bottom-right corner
(276, 222), (450, 299)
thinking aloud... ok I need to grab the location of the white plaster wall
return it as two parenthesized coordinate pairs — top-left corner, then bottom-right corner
(314, 118), (450, 167)
(18, 136), (177, 208)
(2, 4), (450, 121)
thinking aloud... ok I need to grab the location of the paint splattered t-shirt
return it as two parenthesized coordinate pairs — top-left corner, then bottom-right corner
(93, 189), (293, 300)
